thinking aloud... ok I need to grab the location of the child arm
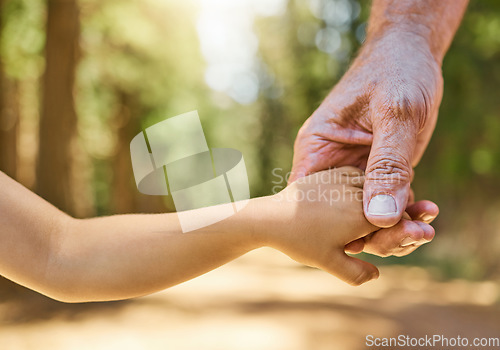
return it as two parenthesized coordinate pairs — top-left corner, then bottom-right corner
(0, 170), (264, 302)
(0, 168), (392, 303)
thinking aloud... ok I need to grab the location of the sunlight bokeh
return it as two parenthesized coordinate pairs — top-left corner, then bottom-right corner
(196, 0), (287, 104)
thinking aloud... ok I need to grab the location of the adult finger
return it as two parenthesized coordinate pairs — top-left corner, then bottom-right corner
(406, 200), (439, 223)
(364, 113), (418, 228)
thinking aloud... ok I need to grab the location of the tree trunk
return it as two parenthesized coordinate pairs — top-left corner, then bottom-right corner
(36, 0), (80, 215)
(0, 0), (19, 180)
(0, 66), (19, 181)
(110, 92), (170, 214)
(110, 92), (138, 214)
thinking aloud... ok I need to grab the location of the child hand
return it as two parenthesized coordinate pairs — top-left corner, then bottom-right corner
(256, 167), (380, 286)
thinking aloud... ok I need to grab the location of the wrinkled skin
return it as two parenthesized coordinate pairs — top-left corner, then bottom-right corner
(291, 31), (443, 204)
(291, 32), (442, 255)
(290, 0), (468, 257)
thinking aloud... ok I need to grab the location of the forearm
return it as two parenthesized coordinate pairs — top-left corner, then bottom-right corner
(0, 171), (267, 302)
(367, 0), (468, 63)
(46, 200), (267, 302)
(0, 171), (68, 297)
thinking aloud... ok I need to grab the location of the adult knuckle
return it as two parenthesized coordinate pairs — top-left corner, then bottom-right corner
(385, 92), (413, 121)
(412, 82), (434, 131)
(366, 152), (412, 184)
(380, 84), (431, 132)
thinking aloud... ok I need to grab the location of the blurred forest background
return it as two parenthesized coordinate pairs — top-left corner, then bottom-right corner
(1, 0), (500, 298)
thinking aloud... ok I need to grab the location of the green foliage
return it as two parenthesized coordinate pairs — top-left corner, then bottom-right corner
(77, 0), (206, 151)
(1, 0), (45, 80)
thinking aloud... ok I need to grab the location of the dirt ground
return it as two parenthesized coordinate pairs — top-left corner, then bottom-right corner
(1, 248), (499, 350)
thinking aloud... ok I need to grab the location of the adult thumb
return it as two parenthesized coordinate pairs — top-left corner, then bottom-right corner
(364, 117), (417, 228)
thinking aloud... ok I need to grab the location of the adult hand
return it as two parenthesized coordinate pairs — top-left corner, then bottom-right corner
(289, 0), (467, 255)
(290, 30), (443, 229)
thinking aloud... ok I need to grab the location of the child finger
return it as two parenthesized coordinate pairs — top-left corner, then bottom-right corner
(345, 238), (365, 254)
(326, 252), (379, 286)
